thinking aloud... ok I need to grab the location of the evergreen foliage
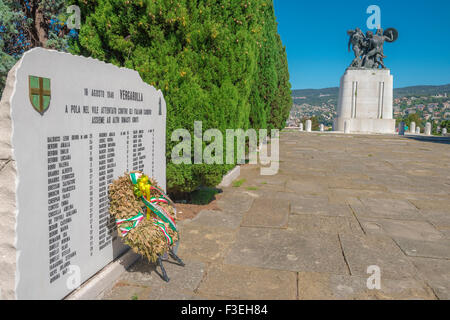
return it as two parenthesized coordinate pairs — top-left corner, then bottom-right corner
(0, 0), (75, 97)
(71, 0), (291, 195)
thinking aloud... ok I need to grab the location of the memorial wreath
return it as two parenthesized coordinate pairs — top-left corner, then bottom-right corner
(108, 172), (184, 281)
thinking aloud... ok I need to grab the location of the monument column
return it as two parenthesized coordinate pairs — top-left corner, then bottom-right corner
(335, 27), (398, 134)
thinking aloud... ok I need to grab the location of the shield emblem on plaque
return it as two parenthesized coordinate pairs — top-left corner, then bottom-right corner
(29, 75), (51, 115)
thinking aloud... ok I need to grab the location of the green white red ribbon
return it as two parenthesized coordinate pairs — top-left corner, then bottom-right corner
(142, 196), (177, 232)
(116, 213), (173, 245)
(129, 172), (178, 232)
(152, 219), (173, 245)
(116, 213), (144, 237)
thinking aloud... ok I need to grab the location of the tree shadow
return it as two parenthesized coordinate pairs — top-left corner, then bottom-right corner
(404, 135), (450, 145)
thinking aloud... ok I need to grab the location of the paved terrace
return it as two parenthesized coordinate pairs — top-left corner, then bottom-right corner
(102, 131), (450, 300)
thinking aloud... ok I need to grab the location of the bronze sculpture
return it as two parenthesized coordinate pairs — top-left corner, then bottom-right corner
(347, 27), (398, 69)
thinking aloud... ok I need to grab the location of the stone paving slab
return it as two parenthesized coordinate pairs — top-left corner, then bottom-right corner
(287, 215), (363, 235)
(358, 217), (443, 241)
(102, 132), (450, 300)
(339, 234), (420, 280)
(418, 210), (450, 229)
(285, 180), (327, 195)
(347, 197), (424, 220)
(297, 272), (435, 300)
(409, 257), (450, 300)
(196, 263), (297, 300)
(103, 283), (152, 300)
(438, 228), (450, 240)
(177, 224), (237, 264)
(224, 227), (349, 274)
(290, 198), (351, 217)
(186, 210), (243, 230)
(216, 191), (254, 213)
(101, 258), (205, 300)
(394, 238), (450, 259)
(241, 198), (290, 228)
(409, 199), (450, 212)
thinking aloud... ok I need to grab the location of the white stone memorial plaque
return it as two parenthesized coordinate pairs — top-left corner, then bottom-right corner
(0, 48), (167, 299)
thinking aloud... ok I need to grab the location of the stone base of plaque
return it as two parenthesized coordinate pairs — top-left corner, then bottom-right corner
(333, 68), (396, 134)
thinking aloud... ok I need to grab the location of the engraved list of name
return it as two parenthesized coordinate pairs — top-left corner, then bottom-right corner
(10, 49), (166, 299)
(44, 87), (155, 285)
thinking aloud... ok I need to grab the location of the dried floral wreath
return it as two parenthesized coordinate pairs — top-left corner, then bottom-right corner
(109, 172), (184, 282)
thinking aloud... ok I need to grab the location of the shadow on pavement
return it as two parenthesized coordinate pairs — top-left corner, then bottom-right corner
(404, 135), (450, 145)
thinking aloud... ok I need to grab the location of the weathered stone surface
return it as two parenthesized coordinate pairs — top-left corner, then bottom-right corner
(101, 258), (205, 300)
(197, 264), (297, 300)
(340, 234), (419, 279)
(409, 199), (450, 212)
(0, 64), (16, 160)
(438, 228), (450, 240)
(225, 228), (349, 274)
(185, 210), (243, 230)
(287, 215), (363, 235)
(290, 197), (351, 217)
(103, 283), (152, 300)
(0, 65), (18, 300)
(359, 217), (443, 241)
(347, 197), (423, 220)
(216, 192), (254, 214)
(395, 238), (450, 259)
(419, 210), (450, 229)
(241, 198), (290, 228)
(0, 161), (17, 300)
(410, 257), (450, 300)
(297, 272), (435, 300)
(285, 180), (327, 195)
(103, 132), (450, 300)
(177, 224), (237, 264)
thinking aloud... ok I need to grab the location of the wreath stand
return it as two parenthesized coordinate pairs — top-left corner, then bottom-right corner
(157, 244), (185, 282)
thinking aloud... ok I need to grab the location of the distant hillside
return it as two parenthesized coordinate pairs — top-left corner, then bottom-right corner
(292, 88), (339, 105)
(393, 84), (450, 98)
(292, 84), (450, 105)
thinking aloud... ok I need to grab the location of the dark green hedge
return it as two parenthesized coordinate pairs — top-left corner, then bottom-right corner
(70, 0), (291, 194)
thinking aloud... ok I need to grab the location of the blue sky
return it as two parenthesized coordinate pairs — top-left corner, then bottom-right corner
(273, 0), (450, 89)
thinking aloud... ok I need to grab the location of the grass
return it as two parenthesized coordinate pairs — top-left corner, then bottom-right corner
(246, 186), (259, 191)
(131, 294), (139, 300)
(232, 179), (246, 188)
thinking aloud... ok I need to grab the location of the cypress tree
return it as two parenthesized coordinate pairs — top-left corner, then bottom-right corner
(0, 0), (75, 96)
(69, 0), (292, 195)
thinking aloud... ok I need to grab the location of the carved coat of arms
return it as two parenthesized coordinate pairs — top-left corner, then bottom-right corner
(29, 75), (51, 115)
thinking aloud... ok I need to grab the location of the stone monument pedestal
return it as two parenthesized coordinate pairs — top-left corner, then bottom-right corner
(333, 68), (396, 134)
